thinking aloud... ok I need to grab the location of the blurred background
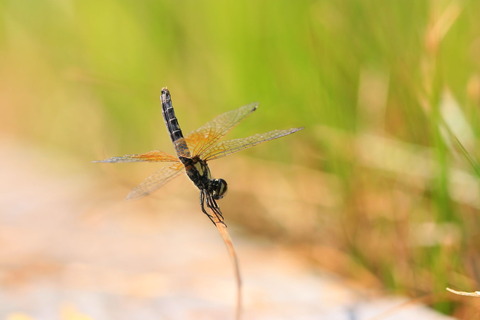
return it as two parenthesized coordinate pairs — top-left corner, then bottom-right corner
(2, 0), (480, 318)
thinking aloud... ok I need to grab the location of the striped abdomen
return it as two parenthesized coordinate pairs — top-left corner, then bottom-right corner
(160, 88), (191, 158)
(161, 88), (184, 142)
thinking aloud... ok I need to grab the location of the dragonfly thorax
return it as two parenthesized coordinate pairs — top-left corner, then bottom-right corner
(180, 156), (227, 199)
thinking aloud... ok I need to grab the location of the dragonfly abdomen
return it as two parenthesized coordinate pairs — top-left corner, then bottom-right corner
(161, 88), (185, 143)
(161, 88), (192, 158)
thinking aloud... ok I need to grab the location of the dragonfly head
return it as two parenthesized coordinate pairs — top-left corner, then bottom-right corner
(210, 178), (228, 200)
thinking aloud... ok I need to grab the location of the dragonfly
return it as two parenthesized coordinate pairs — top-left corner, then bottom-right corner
(96, 88), (302, 224)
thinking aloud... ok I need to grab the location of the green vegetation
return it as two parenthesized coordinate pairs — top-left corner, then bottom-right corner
(1, 0), (479, 317)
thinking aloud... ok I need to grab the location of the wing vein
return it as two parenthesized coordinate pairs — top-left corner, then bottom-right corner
(202, 127), (303, 161)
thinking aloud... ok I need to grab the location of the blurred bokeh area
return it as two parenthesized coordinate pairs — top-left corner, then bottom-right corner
(2, 0), (480, 319)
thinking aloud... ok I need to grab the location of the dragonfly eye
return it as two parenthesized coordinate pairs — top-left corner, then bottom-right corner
(211, 179), (228, 200)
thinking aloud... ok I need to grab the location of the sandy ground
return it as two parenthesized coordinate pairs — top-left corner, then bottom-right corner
(0, 139), (455, 320)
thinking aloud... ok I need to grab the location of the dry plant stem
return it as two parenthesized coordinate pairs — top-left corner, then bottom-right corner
(447, 287), (480, 297)
(211, 214), (242, 320)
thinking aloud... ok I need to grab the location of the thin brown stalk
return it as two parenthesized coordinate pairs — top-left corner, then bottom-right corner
(211, 213), (242, 320)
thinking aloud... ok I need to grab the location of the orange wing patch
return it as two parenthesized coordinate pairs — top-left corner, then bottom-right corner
(95, 151), (179, 163)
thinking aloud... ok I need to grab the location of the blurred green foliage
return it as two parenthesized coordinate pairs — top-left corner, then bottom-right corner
(2, 0), (480, 316)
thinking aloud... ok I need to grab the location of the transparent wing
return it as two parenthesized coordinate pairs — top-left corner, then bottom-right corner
(94, 151), (179, 163)
(126, 162), (184, 200)
(184, 103), (258, 157)
(201, 127), (303, 161)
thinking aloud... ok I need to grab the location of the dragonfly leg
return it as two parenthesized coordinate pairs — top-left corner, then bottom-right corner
(200, 190), (217, 225)
(206, 192), (225, 225)
(200, 190), (225, 226)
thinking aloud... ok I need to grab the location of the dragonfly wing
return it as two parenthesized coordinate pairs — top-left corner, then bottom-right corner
(201, 127), (303, 161)
(95, 151), (179, 163)
(126, 162), (184, 200)
(184, 103), (258, 157)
